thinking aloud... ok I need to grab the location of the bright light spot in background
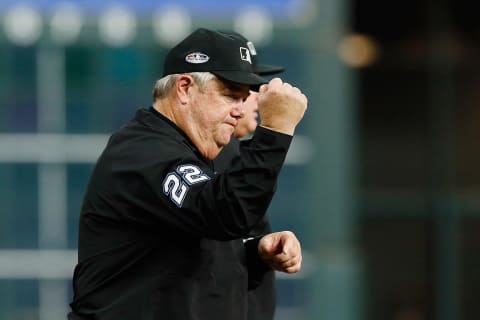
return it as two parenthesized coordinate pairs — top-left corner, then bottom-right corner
(4, 4), (43, 46)
(50, 2), (83, 45)
(152, 6), (192, 47)
(98, 5), (137, 47)
(234, 6), (273, 46)
(337, 34), (379, 68)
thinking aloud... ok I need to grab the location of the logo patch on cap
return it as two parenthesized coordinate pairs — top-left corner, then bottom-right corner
(185, 52), (210, 64)
(240, 47), (252, 64)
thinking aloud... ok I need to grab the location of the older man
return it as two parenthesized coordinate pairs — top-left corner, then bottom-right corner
(68, 28), (307, 320)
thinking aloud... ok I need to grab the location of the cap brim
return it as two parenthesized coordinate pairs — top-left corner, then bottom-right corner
(212, 70), (268, 87)
(254, 63), (285, 76)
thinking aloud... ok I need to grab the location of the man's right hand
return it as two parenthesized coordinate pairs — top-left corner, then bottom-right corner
(257, 78), (308, 136)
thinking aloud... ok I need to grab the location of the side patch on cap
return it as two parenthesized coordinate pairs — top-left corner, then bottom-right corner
(246, 41), (257, 56)
(185, 52), (209, 64)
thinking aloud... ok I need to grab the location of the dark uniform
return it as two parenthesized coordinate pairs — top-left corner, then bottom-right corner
(214, 139), (276, 320)
(68, 106), (292, 320)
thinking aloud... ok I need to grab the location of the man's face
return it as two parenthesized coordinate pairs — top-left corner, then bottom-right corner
(190, 77), (250, 150)
(233, 91), (258, 138)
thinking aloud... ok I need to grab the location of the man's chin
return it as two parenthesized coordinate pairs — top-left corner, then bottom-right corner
(223, 128), (235, 143)
(223, 135), (233, 146)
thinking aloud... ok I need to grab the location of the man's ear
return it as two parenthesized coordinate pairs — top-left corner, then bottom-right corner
(176, 74), (195, 105)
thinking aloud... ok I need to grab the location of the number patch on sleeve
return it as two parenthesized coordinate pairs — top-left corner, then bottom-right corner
(162, 164), (210, 207)
(177, 164), (211, 185)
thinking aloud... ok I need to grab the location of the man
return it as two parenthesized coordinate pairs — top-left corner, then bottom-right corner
(68, 28), (307, 320)
(213, 32), (286, 320)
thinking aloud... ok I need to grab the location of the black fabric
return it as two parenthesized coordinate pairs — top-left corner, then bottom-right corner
(220, 31), (285, 76)
(163, 28), (267, 86)
(69, 107), (292, 320)
(67, 312), (90, 320)
(215, 138), (276, 320)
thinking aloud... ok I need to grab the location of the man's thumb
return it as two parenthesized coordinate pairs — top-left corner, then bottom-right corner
(260, 236), (275, 254)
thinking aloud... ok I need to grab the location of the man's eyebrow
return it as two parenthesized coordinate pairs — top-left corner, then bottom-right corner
(218, 78), (246, 92)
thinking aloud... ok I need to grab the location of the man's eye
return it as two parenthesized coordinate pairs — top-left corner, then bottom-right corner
(227, 94), (242, 102)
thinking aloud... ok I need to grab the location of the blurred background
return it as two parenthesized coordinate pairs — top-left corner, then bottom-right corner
(0, 0), (479, 319)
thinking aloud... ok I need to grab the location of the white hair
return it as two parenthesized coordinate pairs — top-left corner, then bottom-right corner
(152, 72), (216, 101)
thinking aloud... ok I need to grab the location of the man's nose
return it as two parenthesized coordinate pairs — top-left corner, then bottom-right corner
(231, 103), (245, 119)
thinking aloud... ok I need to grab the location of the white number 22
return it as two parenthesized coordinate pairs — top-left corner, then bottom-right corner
(162, 164), (210, 207)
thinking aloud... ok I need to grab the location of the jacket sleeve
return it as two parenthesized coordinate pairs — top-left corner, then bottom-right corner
(171, 127), (292, 239)
(243, 236), (273, 289)
(86, 126), (292, 241)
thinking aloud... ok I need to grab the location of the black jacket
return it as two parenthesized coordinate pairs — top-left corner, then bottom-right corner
(69, 108), (291, 320)
(214, 138), (276, 320)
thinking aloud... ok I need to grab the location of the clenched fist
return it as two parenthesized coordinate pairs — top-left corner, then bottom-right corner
(257, 78), (308, 136)
(258, 231), (302, 274)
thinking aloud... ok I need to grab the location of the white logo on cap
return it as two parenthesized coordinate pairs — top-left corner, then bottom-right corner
(185, 52), (210, 64)
(239, 47), (252, 64)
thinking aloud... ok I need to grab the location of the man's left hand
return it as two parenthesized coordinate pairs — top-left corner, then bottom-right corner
(258, 231), (302, 273)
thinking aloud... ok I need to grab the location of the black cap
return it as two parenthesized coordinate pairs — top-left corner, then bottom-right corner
(223, 31), (285, 76)
(163, 28), (268, 86)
